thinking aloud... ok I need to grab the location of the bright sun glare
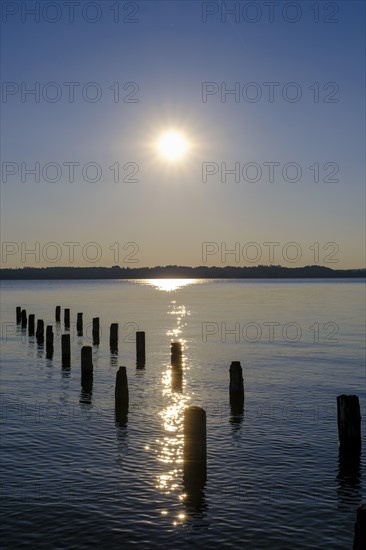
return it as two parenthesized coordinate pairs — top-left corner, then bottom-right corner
(157, 131), (188, 161)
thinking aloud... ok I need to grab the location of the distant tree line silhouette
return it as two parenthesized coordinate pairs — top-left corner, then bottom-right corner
(0, 265), (365, 279)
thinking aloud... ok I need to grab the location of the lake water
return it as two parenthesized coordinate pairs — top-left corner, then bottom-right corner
(1, 279), (365, 549)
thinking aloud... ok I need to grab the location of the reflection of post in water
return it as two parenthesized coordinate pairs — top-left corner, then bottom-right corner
(171, 341), (183, 392)
(115, 366), (129, 426)
(80, 346), (93, 404)
(183, 406), (207, 513)
(229, 361), (244, 424)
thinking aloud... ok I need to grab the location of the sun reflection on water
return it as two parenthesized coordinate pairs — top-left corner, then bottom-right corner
(155, 298), (191, 526)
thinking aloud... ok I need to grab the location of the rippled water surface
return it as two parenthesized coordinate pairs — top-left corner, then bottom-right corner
(1, 278), (365, 549)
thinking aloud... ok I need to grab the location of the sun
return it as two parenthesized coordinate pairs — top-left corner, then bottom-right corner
(157, 131), (189, 161)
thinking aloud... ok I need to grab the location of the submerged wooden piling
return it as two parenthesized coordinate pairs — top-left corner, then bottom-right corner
(92, 317), (100, 345)
(16, 306), (22, 324)
(55, 306), (61, 323)
(21, 309), (27, 329)
(337, 395), (361, 453)
(81, 346), (93, 376)
(183, 406), (207, 486)
(353, 504), (366, 550)
(136, 331), (145, 366)
(28, 314), (35, 336)
(61, 334), (71, 366)
(115, 366), (129, 424)
(110, 323), (118, 351)
(64, 308), (70, 329)
(76, 313), (83, 335)
(36, 319), (44, 344)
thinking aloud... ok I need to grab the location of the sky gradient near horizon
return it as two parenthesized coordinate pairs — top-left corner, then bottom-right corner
(1, 0), (365, 269)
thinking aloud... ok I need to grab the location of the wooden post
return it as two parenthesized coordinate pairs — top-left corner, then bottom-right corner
(64, 308), (70, 329)
(16, 306), (22, 324)
(229, 361), (244, 398)
(46, 325), (54, 345)
(28, 314), (35, 336)
(21, 309), (27, 329)
(92, 317), (100, 345)
(171, 341), (182, 366)
(76, 313), (83, 335)
(61, 334), (71, 366)
(81, 346), (93, 376)
(353, 504), (366, 550)
(36, 319), (44, 344)
(337, 395), (361, 453)
(55, 306), (61, 323)
(110, 323), (118, 351)
(136, 331), (145, 366)
(183, 406), (207, 487)
(46, 325), (54, 358)
(115, 366), (129, 424)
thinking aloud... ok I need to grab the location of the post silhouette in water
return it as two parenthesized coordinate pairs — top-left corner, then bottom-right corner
(353, 504), (366, 550)
(76, 313), (83, 336)
(28, 314), (35, 336)
(55, 306), (61, 323)
(61, 334), (71, 367)
(21, 309), (27, 329)
(16, 306), (21, 324)
(136, 331), (145, 367)
(46, 325), (54, 358)
(36, 319), (44, 344)
(229, 361), (244, 418)
(64, 308), (70, 329)
(92, 318), (100, 345)
(115, 366), (129, 425)
(110, 323), (118, 353)
(337, 395), (361, 453)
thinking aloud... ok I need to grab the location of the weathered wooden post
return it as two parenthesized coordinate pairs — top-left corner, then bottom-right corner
(136, 331), (145, 366)
(337, 395), (361, 453)
(229, 361), (244, 417)
(81, 346), (93, 399)
(81, 346), (93, 376)
(110, 323), (118, 352)
(183, 406), (207, 488)
(16, 306), (22, 324)
(21, 309), (27, 329)
(55, 306), (61, 323)
(61, 334), (71, 367)
(36, 319), (44, 344)
(28, 314), (35, 336)
(76, 313), (83, 336)
(64, 308), (70, 329)
(92, 317), (100, 345)
(353, 504), (366, 550)
(115, 366), (129, 425)
(171, 341), (182, 366)
(46, 325), (54, 358)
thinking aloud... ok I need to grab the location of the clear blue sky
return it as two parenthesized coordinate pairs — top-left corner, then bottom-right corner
(1, 0), (365, 268)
